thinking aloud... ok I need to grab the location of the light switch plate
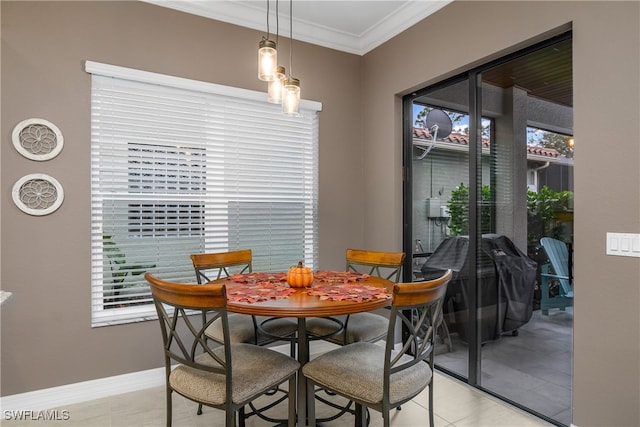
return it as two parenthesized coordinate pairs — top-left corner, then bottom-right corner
(606, 232), (640, 257)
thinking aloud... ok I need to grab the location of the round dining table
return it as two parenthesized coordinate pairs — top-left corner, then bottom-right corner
(212, 272), (395, 426)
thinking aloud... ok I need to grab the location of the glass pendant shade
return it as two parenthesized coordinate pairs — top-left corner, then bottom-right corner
(258, 39), (277, 81)
(282, 77), (301, 116)
(268, 66), (286, 104)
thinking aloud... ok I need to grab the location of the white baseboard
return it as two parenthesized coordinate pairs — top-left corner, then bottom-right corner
(0, 341), (338, 412)
(0, 367), (166, 412)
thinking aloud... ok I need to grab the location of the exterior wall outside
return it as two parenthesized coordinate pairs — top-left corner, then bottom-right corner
(1, 1), (363, 395)
(412, 148), (492, 253)
(540, 164), (574, 193)
(360, 1), (639, 426)
(2, 1), (639, 426)
(411, 146), (569, 254)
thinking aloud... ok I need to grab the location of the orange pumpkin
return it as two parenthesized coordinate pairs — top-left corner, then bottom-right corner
(287, 261), (314, 288)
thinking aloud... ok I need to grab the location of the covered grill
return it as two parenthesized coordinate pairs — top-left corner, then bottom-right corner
(421, 234), (537, 342)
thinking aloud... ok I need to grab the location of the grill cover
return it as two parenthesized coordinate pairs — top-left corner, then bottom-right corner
(421, 234), (537, 342)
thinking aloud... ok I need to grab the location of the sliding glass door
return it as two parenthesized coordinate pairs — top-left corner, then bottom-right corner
(403, 32), (573, 426)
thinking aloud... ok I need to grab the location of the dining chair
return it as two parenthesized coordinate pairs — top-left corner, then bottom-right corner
(190, 250), (298, 422)
(302, 269), (452, 427)
(145, 273), (299, 427)
(190, 250), (298, 347)
(305, 248), (406, 345)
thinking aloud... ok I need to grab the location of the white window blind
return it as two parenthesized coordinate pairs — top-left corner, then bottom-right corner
(88, 61), (320, 327)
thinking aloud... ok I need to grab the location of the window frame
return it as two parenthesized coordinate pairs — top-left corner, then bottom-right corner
(87, 61), (322, 327)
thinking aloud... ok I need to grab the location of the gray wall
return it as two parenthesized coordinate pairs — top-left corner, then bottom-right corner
(360, 2), (639, 426)
(2, 1), (639, 426)
(1, 0), (364, 393)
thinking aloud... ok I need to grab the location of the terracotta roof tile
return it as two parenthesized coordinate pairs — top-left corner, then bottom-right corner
(412, 128), (560, 158)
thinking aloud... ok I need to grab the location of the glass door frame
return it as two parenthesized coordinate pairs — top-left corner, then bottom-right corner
(402, 29), (572, 408)
(401, 70), (484, 384)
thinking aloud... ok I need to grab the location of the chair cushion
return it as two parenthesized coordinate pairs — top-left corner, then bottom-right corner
(306, 312), (388, 344)
(302, 342), (431, 408)
(205, 314), (297, 344)
(169, 343), (299, 406)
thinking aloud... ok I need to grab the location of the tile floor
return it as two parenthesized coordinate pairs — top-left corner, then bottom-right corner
(1, 308), (569, 427)
(1, 371), (552, 427)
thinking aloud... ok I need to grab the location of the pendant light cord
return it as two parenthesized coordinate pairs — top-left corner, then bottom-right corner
(265, 0), (271, 40)
(289, 0), (293, 78)
(275, 0), (279, 45)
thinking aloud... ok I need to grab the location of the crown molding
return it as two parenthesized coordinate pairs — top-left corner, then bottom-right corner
(142, 0), (451, 55)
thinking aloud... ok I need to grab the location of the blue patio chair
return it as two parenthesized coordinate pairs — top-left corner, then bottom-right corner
(539, 237), (573, 315)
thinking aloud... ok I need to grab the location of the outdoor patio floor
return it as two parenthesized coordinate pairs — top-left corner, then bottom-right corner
(435, 307), (573, 426)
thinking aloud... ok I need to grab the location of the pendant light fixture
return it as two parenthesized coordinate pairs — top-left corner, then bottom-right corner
(282, 0), (301, 115)
(268, 65), (286, 103)
(267, 0), (286, 104)
(282, 77), (300, 115)
(258, 0), (277, 81)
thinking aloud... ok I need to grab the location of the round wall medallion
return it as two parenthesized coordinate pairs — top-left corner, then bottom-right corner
(12, 118), (64, 161)
(12, 174), (64, 216)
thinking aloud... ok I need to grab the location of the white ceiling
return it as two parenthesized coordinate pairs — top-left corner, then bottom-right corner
(143, 0), (452, 55)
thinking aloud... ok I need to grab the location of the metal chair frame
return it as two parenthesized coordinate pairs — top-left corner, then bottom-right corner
(345, 248), (405, 282)
(191, 249), (253, 283)
(306, 249), (405, 424)
(191, 249), (297, 347)
(189, 250), (297, 424)
(306, 249), (406, 346)
(146, 273), (297, 427)
(304, 270), (452, 427)
(341, 249), (405, 343)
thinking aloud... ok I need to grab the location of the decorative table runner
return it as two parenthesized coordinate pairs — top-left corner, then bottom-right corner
(312, 270), (369, 283)
(308, 270), (390, 302)
(226, 272), (294, 303)
(230, 272), (287, 283)
(306, 283), (390, 302)
(225, 271), (390, 303)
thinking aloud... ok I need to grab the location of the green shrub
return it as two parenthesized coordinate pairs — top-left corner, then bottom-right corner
(446, 183), (573, 242)
(446, 183), (492, 236)
(527, 185), (573, 244)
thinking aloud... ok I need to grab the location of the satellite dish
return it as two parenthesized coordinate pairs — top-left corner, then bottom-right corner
(425, 109), (453, 140)
(415, 109), (454, 160)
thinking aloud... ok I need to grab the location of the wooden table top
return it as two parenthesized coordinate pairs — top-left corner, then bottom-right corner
(213, 274), (394, 318)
